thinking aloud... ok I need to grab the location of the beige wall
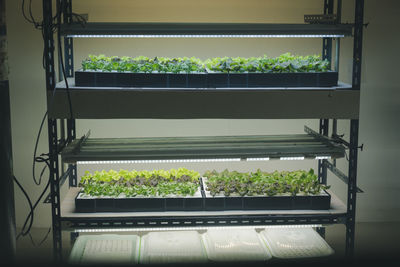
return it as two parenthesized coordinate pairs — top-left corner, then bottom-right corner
(5, 0), (400, 228)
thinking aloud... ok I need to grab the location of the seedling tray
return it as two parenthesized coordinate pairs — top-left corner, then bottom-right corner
(203, 191), (331, 211)
(203, 192), (330, 210)
(75, 71), (208, 88)
(75, 70), (337, 88)
(201, 178), (330, 211)
(75, 190), (204, 212)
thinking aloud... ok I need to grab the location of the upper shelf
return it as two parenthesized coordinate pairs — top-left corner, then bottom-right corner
(49, 79), (359, 119)
(60, 22), (353, 38)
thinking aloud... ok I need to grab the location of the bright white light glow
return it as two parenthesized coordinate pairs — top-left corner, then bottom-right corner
(74, 224), (323, 233)
(67, 34), (345, 38)
(315, 156), (331, 160)
(246, 157), (270, 161)
(280, 156), (305, 161)
(77, 158), (242, 165)
(75, 156), (335, 164)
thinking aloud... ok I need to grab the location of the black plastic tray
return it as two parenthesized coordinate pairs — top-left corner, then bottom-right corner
(203, 191), (331, 211)
(75, 190), (330, 212)
(75, 193), (204, 212)
(75, 70), (338, 88)
(75, 71), (208, 88)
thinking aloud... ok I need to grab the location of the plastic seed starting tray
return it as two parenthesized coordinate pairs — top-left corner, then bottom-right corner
(75, 178), (331, 212)
(68, 234), (140, 264)
(202, 178), (331, 211)
(75, 189), (204, 212)
(75, 70), (338, 88)
(139, 231), (208, 264)
(260, 227), (334, 259)
(202, 229), (272, 262)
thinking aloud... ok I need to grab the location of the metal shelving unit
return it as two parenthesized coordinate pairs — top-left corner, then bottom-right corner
(41, 0), (364, 262)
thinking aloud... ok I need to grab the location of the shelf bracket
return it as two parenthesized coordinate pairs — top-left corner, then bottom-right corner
(304, 14), (337, 24)
(72, 130), (91, 155)
(332, 133), (364, 151)
(324, 160), (363, 193)
(304, 125), (332, 144)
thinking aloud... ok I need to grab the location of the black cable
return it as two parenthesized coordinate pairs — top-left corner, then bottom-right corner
(32, 111), (48, 185)
(13, 175), (34, 239)
(19, 160), (51, 239)
(18, 0), (78, 242)
(28, 227), (51, 247)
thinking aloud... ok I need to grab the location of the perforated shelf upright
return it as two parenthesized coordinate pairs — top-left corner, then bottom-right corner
(41, 0), (364, 262)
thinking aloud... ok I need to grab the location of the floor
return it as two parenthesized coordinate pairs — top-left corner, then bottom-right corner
(13, 222), (400, 266)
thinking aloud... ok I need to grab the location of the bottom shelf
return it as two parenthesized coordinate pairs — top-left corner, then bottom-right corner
(61, 188), (346, 228)
(68, 227), (334, 264)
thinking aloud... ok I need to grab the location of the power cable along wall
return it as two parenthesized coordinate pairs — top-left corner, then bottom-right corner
(0, 0), (16, 264)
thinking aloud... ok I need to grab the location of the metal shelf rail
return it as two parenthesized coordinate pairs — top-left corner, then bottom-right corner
(41, 0), (364, 262)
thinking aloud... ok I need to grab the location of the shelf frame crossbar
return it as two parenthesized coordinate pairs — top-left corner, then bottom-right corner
(325, 160), (363, 193)
(61, 214), (344, 231)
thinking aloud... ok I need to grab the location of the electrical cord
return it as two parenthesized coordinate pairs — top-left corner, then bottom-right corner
(17, 0), (84, 244)
(28, 227), (51, 247)
(13, 175), (34, 237)
(16, 159), (50, 239)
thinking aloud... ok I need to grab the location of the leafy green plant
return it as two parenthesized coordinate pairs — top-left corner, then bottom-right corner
(81, 55), (206, 73)
(203, 169), (330, 197)
(79, 168), (200, 197)
(81, 53), (330, 74)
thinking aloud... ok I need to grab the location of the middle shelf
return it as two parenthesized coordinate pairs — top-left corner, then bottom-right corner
(61, 133), (345, 164)
(50, 79), (359, 119)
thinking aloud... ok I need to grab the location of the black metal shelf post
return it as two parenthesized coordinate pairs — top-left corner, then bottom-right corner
(41, 0), (364, 262)
(345, 0), (364, 257)
(43, 0), (63, 261)
(62, 0), (78, 187)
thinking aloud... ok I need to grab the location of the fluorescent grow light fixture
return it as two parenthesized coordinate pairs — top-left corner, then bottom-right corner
(67, 34), (345, 38)
(60, 22), (353, 38)
(74, 224), (323, 233)
(75, 156), (335, 164)
(315, 156), (331, 160)
(77, 158), (242, 165)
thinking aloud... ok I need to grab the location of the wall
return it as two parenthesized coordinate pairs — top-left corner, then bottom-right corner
(5, 0), (400, 228)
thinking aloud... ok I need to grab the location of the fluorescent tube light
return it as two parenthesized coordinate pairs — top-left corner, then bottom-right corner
(74, 224), (323, 233)
(246, 157), (270, 161)
(315, 156), (331, 160)
(67, 34), (344, 38)
(280, 156), (305, 161)
(77, 158), (242, 165)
